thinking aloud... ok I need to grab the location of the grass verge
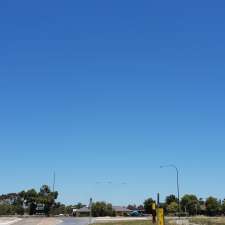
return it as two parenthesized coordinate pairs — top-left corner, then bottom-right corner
(190, 217), (225, 225)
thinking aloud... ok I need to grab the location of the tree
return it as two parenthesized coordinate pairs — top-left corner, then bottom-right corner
(165, 195), (178, 205)
(166, 202), (178, 215)
(76, 202), (85, 209)
(37, 185), (58, 216)
(222, 199), (225, 215)
(0, 204), (14, 215)
(205, 197), (221, 216)
(92, 202), (114, 217)
(143, 198), (155, 214)
(14, 205), (24, 215)
(0, 185), (59, 216)
(65, 205), (73, 215)
(198, 198), (206, 215)
(181, 195), (199, 215)
(29, 202), (37, 215)
(40, 185), (51, 195)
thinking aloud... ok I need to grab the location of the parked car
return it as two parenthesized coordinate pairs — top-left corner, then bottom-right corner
(129, 210), (144, 217)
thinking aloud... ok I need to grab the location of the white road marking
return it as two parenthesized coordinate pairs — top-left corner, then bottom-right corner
(0, 219), (22, 225)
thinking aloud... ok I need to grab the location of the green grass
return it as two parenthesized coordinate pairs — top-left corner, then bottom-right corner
(190, 217), (225, 225)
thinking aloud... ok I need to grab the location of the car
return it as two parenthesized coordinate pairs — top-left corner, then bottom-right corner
(129, 210), (144, 217)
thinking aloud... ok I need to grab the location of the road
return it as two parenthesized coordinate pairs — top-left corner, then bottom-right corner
(60, 218), (90, 225)
(11, 217), (90, 225)
(14, 218), (47, 225)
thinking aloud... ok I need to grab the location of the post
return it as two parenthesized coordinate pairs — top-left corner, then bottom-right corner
(160, 164), (180, 216)
(175, 166), (180, 216)
(53, 171), (55, 192)
(152, 202), (157, 224)
(89, 198), (93, 224)
(157, 193), (160, 206)
(157, 208), (165, 225)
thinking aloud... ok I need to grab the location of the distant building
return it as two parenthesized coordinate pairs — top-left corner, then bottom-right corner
(112, 206), (131, 216)
(0, 193), (18, 205)
(76, 206), (90, 217)
(75, 205), (131, 217)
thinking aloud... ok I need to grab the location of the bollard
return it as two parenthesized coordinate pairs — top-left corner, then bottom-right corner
(156, 208), (165, 225)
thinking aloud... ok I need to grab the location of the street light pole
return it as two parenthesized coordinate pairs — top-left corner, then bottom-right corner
(53, 171), (56, 192)
(160, 164), (180, 216)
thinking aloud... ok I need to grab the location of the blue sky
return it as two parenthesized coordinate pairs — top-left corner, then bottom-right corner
(1, 0), (225, 205)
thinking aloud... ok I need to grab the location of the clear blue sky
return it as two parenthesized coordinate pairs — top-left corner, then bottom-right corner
(1, 0), (225, 205)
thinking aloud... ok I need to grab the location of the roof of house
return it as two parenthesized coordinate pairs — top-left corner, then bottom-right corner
(77, 205), (131, 213)
(77, 206), (91, 213)
(112, 206), (131, 212)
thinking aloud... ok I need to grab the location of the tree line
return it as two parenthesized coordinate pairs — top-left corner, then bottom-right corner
(0, 189), (225, 217)
(0, 185), (58, 216)
(142, 194), (225, 216)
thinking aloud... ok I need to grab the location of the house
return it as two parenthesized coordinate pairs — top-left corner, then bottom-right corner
(75, 206), (91, 217)
(75, 205), (131, 217)
(112, 206), (131, 216)
(0, 193), (18, 205)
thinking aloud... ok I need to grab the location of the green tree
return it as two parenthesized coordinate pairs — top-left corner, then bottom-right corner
(29, 202), (37, 215)
(166, 202), (178, 215)
(40, 185), (51, 196)
(50, 203), (66, 215)
(25, 189), (38, 207)
(143, 198), (155, 214)
(92, 202), (114, 217)
(65, 205), (73, 215)
(76, 202), (85, 209)
(198, 198), (206, 215)
(37, 185), (58, 216)
(222, 199), (225, 214)
(181, 195), (199, 215)
(0, 204), (14, 215)
(205, 197), (221, 216)
(14, 205), (24, 215)
(165, 195), (178, 205)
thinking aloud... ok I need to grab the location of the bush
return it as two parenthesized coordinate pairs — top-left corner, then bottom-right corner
(92, 202), (114, 217)
(0, 204), (15, 215)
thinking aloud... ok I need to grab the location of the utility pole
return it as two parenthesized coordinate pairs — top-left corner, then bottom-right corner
(53, 171), (56, 192)
(160, 164), (180, 216)
(89, 198), (93, 224)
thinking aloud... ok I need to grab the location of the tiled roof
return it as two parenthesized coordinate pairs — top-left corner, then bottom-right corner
(77, 206), (90, 212)
(112, 206), (131, 212)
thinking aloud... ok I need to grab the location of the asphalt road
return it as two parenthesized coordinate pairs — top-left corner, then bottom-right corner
(14, 218), (45, 225)
(12, 217), (90, 225)
(60, 218), (90, 225)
